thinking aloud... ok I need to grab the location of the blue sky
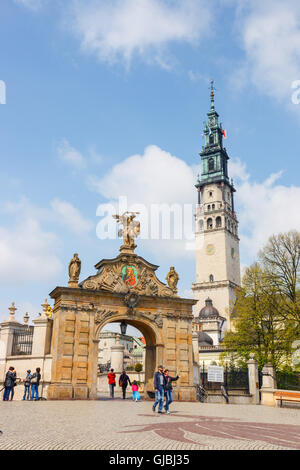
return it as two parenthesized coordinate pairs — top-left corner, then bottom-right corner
(0, 0), (300, 330)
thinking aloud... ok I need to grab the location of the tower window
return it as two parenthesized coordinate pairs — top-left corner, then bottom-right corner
(216, 216), (222, 228)
(207, 205), (211, 210)
(212, 204), (215, 210)
(208, 158), (214, 172)
(207, 218), (213, 230)
(209, 192), (213, 197)
(209, 134), (214, 144)
(209, 274), (214, 282)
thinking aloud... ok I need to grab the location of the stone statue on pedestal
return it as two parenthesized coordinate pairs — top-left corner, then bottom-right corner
(68, 253), (81, 287)
(113, 212), (140, 252)
(166, 267), (179, 294)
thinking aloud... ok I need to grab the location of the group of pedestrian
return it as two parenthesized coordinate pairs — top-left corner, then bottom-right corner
(107, 369), (141, 401)
(2, 366), (41, 401)
(153, 365), (179, 414)
(107, 365), (179, 412)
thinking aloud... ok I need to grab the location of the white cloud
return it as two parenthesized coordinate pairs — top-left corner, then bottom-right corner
(235, 0), (300, 105)
(0, 216), (63, 284)
(89, 144), (194, 205)
(89, 146), (300, 263)
(58, 139), (86, 169)
(66, 0), (212, 68)
(0, 195), (94, 285)
(51, 198), (93, 235)
(229, 157), (300, 259)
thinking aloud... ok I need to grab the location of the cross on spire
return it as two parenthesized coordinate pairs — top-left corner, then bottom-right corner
(209, 79), (216, 109)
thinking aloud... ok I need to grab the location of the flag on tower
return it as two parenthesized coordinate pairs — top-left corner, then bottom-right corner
(222, 129), (227, 139)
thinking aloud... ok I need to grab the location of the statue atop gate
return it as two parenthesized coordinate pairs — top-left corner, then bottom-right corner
(81, 214), (177, 298)
(113, 212), (140, 253)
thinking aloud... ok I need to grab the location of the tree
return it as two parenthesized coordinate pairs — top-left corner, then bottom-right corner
(134, 363), (143, 373)
(259, 231), (300, 327)
(221, 263), (296, 370)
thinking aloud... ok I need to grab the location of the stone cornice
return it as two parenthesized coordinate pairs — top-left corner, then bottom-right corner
(192, 280), (239, 291)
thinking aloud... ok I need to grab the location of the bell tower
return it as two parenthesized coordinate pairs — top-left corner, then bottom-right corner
(192, 82), (241, 331)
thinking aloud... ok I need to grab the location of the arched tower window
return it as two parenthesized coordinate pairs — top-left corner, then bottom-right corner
(216, 216), (222, 228)
(208, 158), (214, 172)
(209, 133), (214, 144)
(209, 274), (214, 282)
(207, 218), (213, 230)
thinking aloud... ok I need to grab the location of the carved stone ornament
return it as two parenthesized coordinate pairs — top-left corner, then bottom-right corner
(136, 311), (163, 328)
(94, 309), (119, 324)
(124, 292), (140, 310)
(81, 254), (175, 299)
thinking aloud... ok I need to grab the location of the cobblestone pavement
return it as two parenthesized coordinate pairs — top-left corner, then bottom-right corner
(0, 398), (299, 450)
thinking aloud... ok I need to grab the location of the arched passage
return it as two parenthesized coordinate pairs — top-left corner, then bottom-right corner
(94, 315), (159, 397)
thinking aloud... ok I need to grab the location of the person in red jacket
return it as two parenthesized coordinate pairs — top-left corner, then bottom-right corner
(107, 369), (116, 398)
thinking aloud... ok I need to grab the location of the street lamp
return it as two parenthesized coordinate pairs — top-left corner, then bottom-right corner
(120, 321), (127, 336)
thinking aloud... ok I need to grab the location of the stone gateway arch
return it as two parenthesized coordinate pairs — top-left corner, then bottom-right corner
(47, 214), (196, 401)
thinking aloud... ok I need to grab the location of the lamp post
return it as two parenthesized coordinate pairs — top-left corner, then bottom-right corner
(120, 321), (127, 336)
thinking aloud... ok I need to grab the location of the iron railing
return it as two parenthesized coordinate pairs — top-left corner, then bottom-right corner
(200, 363), (249, 393)
(11, 327), (34, 356)
(276, 371), (300, 391)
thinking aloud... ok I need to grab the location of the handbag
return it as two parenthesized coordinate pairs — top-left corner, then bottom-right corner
(119, 381), (123, 387)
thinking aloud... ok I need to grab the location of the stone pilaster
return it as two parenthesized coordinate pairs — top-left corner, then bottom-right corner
(247, 354), (259, 404)
(260, 363), (277, 406)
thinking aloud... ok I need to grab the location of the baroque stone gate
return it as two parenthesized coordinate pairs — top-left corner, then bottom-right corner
(47, 214), (196, 401)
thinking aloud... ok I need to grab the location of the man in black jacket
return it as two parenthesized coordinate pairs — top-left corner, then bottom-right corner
(152, 365), (166, 413)
(119, 370), (131, 399)
(3, 367), (15, 401)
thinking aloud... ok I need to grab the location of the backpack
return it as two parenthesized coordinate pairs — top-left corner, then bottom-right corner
(31, 374), (38, 384)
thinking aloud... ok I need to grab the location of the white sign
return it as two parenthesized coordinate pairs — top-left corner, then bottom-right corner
(207, 366), (224, 383)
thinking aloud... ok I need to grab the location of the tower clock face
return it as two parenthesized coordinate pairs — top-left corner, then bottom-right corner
(206, 244), (215, 256)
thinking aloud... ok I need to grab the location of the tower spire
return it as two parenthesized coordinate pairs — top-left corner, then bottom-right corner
(210, 79), (216, 110)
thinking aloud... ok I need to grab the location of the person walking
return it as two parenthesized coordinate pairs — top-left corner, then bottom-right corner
(3, 367), (15, 401)
(164, 369), (179, 414)
(30, 368), (41, 401)
(107, 369), (116, 399)
(131, 381), (140, 401)
(152, 365), (166, 413)
(23, 370), (32, 401)
(119, 370), (131, 400)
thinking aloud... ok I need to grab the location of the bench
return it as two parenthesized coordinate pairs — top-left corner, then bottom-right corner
(274, 390), (300, 408)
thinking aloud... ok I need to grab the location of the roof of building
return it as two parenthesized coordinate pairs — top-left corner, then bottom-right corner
(197, 331), (214, 346)
(199, 298), (220, 319)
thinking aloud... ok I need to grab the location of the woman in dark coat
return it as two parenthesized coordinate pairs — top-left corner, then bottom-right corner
(164, 369), (179, 414)
(3, 367), (16, 401)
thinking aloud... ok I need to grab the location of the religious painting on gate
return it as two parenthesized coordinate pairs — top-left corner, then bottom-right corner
(122, 265), (138, 287)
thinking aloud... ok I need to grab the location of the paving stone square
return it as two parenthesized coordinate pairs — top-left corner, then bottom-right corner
(0, 399), (299, 450)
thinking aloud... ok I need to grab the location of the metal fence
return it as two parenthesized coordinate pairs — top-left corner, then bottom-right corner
(200, 363), (249, 393)
(276, 371), (300, 391)
(11, 327), (34, 356)
(98, 362), (111, 374)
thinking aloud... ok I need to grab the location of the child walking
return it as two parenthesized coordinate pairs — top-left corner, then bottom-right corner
(132, 381), (140, 402)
